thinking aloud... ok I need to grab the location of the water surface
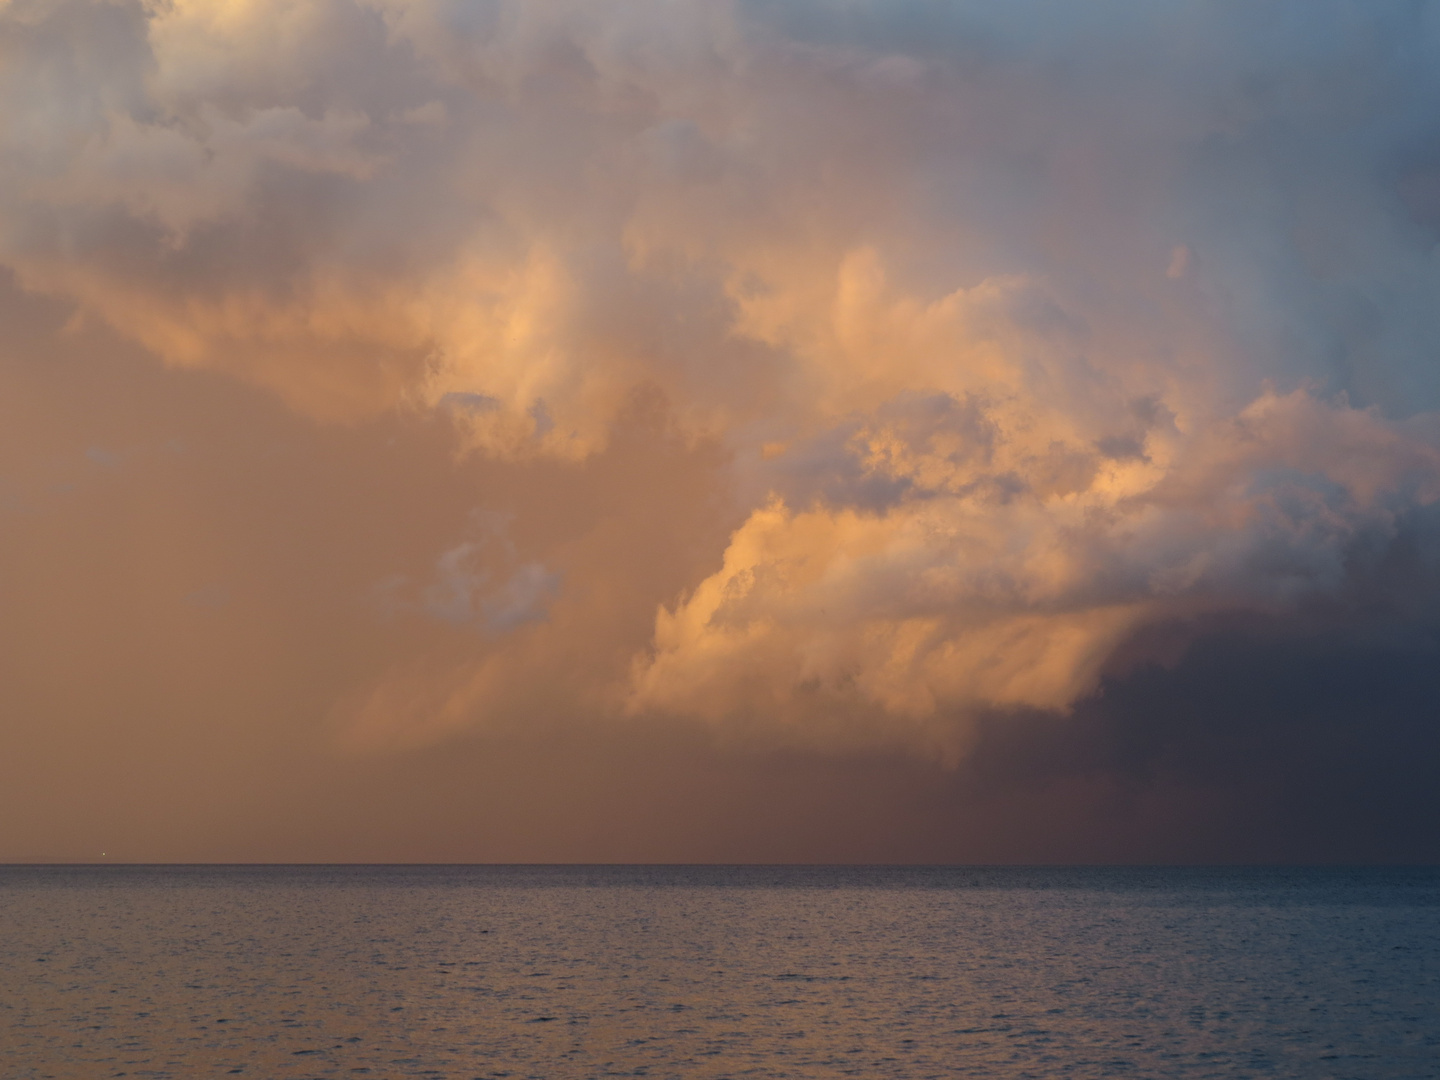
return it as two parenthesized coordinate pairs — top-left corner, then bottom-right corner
(2, 865), (1436, 1078)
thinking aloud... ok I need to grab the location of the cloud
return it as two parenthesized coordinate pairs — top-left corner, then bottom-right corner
(630, 388), (1440, 756)
(420, 515), (560, 633)
(85, 445), (122, 468)
(369, 510), (560, 633)
(4, 0), (1440, 767)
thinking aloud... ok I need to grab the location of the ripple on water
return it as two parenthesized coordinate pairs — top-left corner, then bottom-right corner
(1, 865), (1438, 1079)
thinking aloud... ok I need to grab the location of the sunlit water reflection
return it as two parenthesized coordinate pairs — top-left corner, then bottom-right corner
(2, 866), (1436, 1078)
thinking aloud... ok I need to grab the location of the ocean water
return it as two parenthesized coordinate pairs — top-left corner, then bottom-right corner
(1, 866), (1436, 1079)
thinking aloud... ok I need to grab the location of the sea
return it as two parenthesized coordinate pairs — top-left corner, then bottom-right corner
(1, 865), (1437, 1079)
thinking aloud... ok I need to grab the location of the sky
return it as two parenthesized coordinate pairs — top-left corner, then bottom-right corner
(2, 0), (1440, 863)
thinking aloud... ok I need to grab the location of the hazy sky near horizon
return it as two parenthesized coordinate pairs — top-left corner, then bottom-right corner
(3, 0), (1440, 862)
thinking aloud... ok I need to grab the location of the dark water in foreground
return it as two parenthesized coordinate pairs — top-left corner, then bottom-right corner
(1, 867), (1437, 1079)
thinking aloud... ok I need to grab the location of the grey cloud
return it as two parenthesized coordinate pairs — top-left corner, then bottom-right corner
(760, 391), (1001, 512)
(420, 513), (560, 633)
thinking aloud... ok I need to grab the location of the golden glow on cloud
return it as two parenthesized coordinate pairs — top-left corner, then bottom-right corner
(630, 386), (1440, 754)
(4, 0), (1440, 775)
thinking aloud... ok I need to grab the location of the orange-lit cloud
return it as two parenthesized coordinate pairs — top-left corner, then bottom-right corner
(5, 0), (1440, 860)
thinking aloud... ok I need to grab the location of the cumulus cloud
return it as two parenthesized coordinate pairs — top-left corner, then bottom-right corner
(5, 0), (1440, 759)
(631, 389), (1440, 753)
